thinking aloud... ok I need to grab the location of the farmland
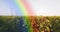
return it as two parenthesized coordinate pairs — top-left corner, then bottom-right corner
(0, 16), (60, 32)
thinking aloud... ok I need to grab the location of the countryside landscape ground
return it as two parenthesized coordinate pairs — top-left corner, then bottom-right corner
(0, 16), (60, 32)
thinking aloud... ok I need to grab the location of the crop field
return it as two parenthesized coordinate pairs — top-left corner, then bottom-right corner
(0, 16), (60, 32)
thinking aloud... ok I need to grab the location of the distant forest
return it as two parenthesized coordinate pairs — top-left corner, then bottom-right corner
(0, 16), (60, 32)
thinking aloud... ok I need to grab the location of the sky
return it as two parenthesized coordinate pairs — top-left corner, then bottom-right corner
(0, 0), (12, 16)
(0, 0), (60, 16)
(28, 0), (60, 16)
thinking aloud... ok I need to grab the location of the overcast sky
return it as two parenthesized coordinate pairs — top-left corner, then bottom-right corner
(27, 0), (60, 16)
(0, 0), (60, 16)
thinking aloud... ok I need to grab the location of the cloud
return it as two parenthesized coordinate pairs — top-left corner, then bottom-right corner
(27, 0), (60, 16)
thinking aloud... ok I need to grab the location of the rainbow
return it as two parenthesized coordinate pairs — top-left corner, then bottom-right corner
(12, 0), (35, 32)
(14, 0), (35, 16)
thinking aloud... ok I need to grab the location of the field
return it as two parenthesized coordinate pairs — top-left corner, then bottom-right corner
(0, 16), (60, 32)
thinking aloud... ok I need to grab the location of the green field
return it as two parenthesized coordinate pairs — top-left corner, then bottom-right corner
(0, 16), (60, 32)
